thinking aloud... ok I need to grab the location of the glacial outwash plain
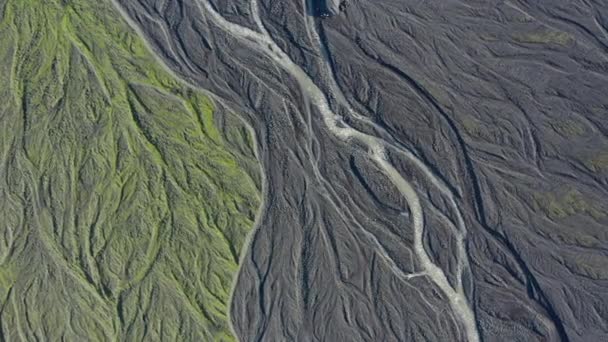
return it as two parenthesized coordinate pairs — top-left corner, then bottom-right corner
(2, 0), (608, 341)
(0, 0), (260, 340)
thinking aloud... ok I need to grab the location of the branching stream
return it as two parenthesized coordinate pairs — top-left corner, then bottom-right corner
(194, 1), (481, 341)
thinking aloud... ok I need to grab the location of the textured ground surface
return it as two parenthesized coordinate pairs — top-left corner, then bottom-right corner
(2, 0), (608, 341)
(0, 0), (260, 340)
(114, 0), (608, 341)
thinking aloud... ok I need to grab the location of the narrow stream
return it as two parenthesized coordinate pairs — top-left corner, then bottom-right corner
(194, 1), (481, 341)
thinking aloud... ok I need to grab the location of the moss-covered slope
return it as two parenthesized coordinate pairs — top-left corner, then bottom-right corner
(0, 0), (259, 340)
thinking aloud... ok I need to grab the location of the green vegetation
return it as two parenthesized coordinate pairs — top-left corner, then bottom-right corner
(560, 253), (608, 280)
(514, 28), (574, 46)
(533, 188), (605, 221)
(461, 115), (481, 137)
(585, 151), (608, 173)
(550, 118), (586, 138)
(0, 0), (260, 340)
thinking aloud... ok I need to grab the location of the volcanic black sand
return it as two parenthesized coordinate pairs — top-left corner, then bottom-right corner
(3, 0), (606, 341)
(113, 0), (608, 341)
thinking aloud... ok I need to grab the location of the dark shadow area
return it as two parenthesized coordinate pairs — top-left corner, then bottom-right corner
(307, 0), (348, 18)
